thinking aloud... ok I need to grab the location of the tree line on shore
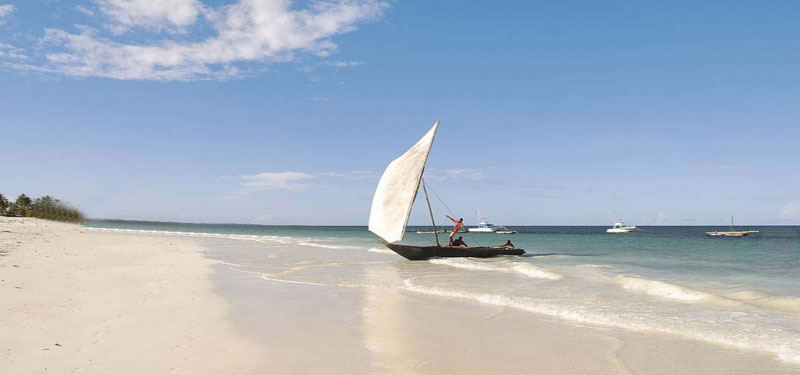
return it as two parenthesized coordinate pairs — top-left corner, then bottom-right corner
(0, 193), (84, 223)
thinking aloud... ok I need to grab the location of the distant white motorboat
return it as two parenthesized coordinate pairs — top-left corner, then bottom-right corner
(706, 216), (758, 237)
(468, 210), (512, 233)
(606, 220), (636, 233)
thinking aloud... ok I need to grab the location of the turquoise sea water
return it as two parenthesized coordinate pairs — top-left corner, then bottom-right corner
(84, 220), (800, 365)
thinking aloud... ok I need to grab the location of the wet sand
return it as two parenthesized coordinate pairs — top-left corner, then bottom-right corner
(211, 259), (798, 375)
(2, 218), (797, 374)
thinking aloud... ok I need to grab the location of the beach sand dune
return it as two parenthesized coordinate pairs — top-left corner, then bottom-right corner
(0, 218), (261, 375)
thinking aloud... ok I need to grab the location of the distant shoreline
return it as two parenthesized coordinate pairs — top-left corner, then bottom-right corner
(85, 218), (798, 227)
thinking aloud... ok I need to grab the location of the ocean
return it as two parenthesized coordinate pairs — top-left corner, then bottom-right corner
(84, 220), (800, 366)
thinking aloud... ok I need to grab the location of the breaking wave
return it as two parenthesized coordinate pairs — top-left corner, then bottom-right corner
(403, 279), (800, 365)
(509, 264), (564, 280)
(367, 247), (396, 255)
(85, 227), (293, 242)
(84, 227), (360, 250)
(610, 275), (713, 302)
(726, 290), (800, 314)
(297, 242), (353, 250)
(429, 258), (563, 280)
(607, 275), (800, 314)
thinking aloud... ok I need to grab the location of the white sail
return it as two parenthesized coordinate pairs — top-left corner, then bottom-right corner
(368, 121), (440, 243)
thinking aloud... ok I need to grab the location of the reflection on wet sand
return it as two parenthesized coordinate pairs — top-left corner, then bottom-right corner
(362, 263), (420, 374)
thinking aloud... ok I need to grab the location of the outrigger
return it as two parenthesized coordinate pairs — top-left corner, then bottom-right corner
(368, 121), (524, 260)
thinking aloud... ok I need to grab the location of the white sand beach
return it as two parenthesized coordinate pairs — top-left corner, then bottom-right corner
(2, 218), (798, 374)
(0, 218), (261, 374)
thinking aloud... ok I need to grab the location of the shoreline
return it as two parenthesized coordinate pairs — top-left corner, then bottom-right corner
(198, 233), (799, 374)
(210, 257), (798, 375)
(2, 218), (798, 374)
(0, 218), (261, 374)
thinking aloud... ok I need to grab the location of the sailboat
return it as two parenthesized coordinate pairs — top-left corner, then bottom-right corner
(368, 121), (525, 260)
(705, 216), (759, 237)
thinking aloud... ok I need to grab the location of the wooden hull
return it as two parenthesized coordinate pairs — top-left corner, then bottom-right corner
(383, 242), (525, 260)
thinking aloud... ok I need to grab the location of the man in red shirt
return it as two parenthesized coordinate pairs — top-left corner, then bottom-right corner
(446, 215), (465, 245)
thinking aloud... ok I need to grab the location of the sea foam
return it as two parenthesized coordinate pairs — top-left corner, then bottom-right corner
(84, 227), (361, 250)
(297, 242), (352, 250)
(402, 279), (800, 365)
(429, 258), (563, 280)
(367, 247), (396, 255)
(610, 275), (712, 302)
(726, 290), (800, 314)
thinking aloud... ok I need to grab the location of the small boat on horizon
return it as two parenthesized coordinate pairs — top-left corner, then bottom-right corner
(606, 220), (636, 233)
(410, 229), (448, 234)
(468, 210), (516, 233)
(368, 121), (524, 260)
(706, 216), (758, 237)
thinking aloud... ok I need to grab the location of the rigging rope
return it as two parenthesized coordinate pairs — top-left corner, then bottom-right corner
(427, 183), (456, 217)
(424, 182), (483, 247)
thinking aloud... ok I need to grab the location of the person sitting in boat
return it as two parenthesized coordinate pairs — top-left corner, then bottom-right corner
(502, 240), (515, 249)
(451, 236), (468, 247)
(445, 215), (465, 244)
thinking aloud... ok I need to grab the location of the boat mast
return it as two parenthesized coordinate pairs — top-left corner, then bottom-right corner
(730, 215), (734, 231)
(421, 178), (440, 246)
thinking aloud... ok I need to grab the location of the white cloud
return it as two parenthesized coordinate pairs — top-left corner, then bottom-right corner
(703, 165), (741, 171)
(94, 0), (201, 33)
(0, 4), (14, 23)
(780, 203), (800, 221)
(320, 60), (362, 68)
(319, 170), (377, 179)
(75, 5), (96, 16)
(296, 64), (314, 73)
(241, 171), (314, 190)
(427, 168), (488, 182)
(233, 169), (376, 196)
(252, 213), (273, 224)
(13, 0), (388, 81)
(0, 43), (26, 60)
(308, 95), (332, 102)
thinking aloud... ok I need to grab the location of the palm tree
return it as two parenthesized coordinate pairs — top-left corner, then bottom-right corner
(0, 192), (83, 222)
(13, 194), (32, 216)
(0, 193), (8, 215)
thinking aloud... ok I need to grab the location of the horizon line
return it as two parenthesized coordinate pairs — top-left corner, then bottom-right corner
(84, 218), (799, 227)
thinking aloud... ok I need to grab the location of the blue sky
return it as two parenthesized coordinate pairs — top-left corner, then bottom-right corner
(1, 0), (798, 225)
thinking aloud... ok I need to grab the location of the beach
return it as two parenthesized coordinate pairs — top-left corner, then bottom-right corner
(2, 218), (799, 374)
(0, 218), (261, 374)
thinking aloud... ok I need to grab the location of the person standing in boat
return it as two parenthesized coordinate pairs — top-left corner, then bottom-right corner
(446, 215), (465, 245)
